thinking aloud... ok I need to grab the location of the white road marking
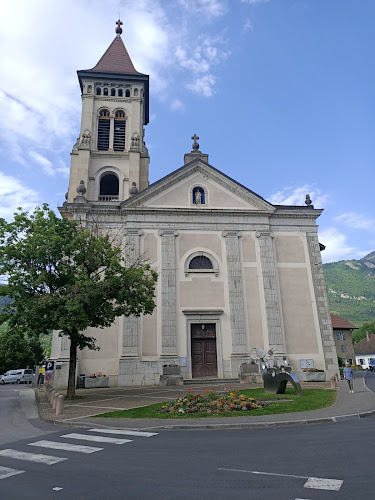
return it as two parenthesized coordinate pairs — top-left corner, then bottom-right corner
(0, 449), (67, 465)
(60, 433), (132, 445)
(0, 466), (25, 480)
(218, 468), (343, 491)
(304, 477), (343, 491)
(53, 487), (63, 491)
(88, 428), (158, 437)
(28, 440), (103, 454)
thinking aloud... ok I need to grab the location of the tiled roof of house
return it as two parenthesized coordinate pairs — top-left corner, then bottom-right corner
(88, 36), (142, 75)
(354, 334), (375, 355)
(330, 314), (358, 330)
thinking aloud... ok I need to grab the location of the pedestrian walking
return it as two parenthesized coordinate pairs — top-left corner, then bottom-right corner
(343, 362), (354, 393)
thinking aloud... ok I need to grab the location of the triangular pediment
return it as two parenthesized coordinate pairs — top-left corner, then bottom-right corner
(121, 160), (275, 212)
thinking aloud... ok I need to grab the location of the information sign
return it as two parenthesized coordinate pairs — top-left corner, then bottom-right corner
(45, 361), (55, 372)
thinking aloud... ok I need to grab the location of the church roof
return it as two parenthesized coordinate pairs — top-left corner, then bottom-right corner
(88, 35), (143, 75)
(330, 314), (358, 330)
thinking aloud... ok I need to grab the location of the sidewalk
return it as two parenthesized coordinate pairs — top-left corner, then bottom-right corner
(35, 373), (375, 431)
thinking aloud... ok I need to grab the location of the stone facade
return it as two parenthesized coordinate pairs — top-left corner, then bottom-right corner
(50, 24), (339, 388)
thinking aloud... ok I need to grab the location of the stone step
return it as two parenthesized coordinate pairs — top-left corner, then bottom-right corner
(183, 378), (239, 385)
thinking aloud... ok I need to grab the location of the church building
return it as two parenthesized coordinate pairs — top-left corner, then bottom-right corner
(51, 21), (339, 387)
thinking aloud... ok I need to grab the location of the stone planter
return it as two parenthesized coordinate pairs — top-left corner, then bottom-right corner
(301, 372), (326, 382)
(240, 364), (259, 374)
(162, 366), (181, 376)
(84, 376), (109, 388)
(239, 363), (261, 384)
(159, 374), (183, 386)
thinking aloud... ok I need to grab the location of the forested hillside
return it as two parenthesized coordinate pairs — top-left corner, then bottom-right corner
(323, 251), (375, 326)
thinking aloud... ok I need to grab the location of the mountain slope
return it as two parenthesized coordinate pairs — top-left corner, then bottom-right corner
(323, 252), (375, 326)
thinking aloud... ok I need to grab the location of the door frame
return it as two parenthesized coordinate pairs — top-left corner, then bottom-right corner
(183, 309), (224, 379)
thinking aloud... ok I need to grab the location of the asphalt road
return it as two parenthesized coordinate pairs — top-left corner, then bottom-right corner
(0, 385), (62, 446)
(1, 377), (375, 500)
(364, 369), (375, 394)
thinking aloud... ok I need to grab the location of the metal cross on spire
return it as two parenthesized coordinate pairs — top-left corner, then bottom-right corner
(116, 19), (123, 35)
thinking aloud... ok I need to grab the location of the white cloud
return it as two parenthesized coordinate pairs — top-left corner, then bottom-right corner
(267, 184), (329, 208)
(334, 212), (375, 232)
(243, 18), (254, 32)
(170, 99), (185, 111)
(29, 151), (54, 176)
(318, 227), (370, 263)
(187, 74), (216, 97)
(0, 171), (40, 220)
(178, 0), (226, 17)
(241, 0), (269, 4)
(175, 33), (230, 96)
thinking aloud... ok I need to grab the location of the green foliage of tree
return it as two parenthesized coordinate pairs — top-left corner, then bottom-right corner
(0, 205), (157, 396)
(352, 321), (375, 344)
(0, 326), (44, 374)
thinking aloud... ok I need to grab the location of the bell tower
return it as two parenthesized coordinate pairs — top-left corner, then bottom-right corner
(65, 19), (149, 205)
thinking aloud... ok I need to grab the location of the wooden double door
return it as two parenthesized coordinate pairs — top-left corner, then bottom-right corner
(191, 323), (218, 378)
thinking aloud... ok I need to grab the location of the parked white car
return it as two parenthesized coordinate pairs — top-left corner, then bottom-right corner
(0, 369), (33, 384)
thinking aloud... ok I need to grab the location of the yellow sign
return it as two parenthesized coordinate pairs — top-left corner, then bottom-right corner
(39, 368), (45, 374)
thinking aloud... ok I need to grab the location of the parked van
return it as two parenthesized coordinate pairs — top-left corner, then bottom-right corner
(0, 369), (33, 384)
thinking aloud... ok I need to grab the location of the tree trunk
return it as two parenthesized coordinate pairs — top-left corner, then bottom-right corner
(67, 336), (78, 398)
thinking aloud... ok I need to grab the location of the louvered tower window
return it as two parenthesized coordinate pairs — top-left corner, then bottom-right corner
(114, 111), (126, 151)
(97, 109), (110, 151)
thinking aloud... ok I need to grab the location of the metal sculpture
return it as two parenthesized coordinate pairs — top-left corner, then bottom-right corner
(255, 348), (303, 396)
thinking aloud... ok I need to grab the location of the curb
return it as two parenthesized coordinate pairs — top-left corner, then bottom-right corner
(33, 380), (375, 432)
(36, 407), (375, 431)
(18, 388), (39, 420)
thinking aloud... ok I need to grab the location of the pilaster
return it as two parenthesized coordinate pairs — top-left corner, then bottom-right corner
(256, 230), (286, 354)
(307, 233), (339, 375)
(222, 231), (248, 356)
(121, 229), (143, 357)
(159, 229), (179, 357)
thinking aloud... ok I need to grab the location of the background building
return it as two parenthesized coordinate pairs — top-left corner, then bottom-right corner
(330, 313), (357, 364)
(354, 334), (375, 369)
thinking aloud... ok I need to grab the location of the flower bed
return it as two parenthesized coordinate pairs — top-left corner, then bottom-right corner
(160, 389), (264, 414)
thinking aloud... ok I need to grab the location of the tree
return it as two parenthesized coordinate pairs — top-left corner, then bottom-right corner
(352, 321), (375, 344)
(0, 326), (44, 374)
(0, 205), (157, 396)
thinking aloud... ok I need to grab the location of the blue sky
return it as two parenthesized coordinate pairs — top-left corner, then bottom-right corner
(0, 0), (374, 263)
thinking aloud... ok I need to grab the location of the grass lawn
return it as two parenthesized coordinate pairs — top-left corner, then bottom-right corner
(94, 388), (337, 419)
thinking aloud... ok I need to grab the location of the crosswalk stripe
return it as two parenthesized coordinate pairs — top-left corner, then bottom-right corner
(0, 466), (25, 480)
(88, 428), (158, 438)
(60, 433), (132, 445)
(0, 449), (67, 465)
(304, 477), (343, 491)
(28, 440), (103, 454)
